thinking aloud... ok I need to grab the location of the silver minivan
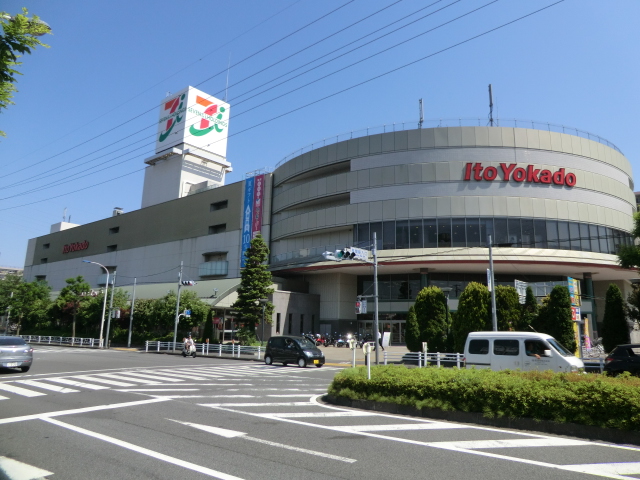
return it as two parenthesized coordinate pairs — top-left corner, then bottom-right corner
(464, 332), (583, 373)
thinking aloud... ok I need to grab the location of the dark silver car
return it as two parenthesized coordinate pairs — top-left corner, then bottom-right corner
(0, 336), (33, 372)
(264, 336), (325, 368)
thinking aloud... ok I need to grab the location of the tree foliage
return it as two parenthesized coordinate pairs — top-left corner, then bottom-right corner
(2, 275), (51, 334)
(602, 283), (629, 353)
(0, 8), (50, 136)
(618, 211), (640, 270)
(534, 286), (576, 353)
(201, 309), (214, 343)
(518, 286), (539, 330)
(452, 282), (490, 352)
(404, 305), (421, 352)
(494, 285), (521, 331)
(414, 286), (449, 352)
(232, 234), (274, 331)
(56, 276), (91, 338)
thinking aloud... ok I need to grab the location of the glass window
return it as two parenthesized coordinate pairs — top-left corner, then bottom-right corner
(437, 218), (451, 248)
(558, 221), (571, 250)
(370, 222), (383, 251)
(598, 225), (608, 254)
(378, 277), (391, 300)
(533, 219), (547, 248)
(396, 220), (409, 249)
(357, 223), (369, 246)
(408, 277), (421, 299)
(494, 339), (519, 356)
(451, 218), (466, 247)
(521, 219), (534, 247)
(613, 229), (622, 253)
(546, 220), (559, 249)
(410, 220), (423, 248)
(606, 227), (615, 254)
(468, 339), (489, 355)
(507, 218), (522, 247)
(569, 222), (581, 250)
(494, 218), (508, 246)
(383, 221), (395, 250)
(391, 278), (409, 299)
(466, 218), (481, 247)
(424, 219), (437, 248)
(480, 218), (493, 246)
(580, 223), (591, 252)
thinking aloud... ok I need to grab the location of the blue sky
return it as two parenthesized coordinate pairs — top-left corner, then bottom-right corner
(1, 0), (638, 268)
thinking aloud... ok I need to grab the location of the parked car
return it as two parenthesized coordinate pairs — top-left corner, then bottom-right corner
(0, 336), (33, 372)
(604, 344), (640, 376)
(464, 331), (584, 373)
(264, 335), (325, 368)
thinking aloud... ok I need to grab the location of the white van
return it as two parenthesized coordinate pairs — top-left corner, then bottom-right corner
(464, 331), (584, 373)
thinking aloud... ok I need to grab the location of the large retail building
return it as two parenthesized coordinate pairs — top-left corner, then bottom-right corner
(22, 88), (637, 344)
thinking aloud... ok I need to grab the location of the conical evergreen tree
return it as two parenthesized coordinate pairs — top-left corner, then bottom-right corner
(517, 286), (539, 330)
(232, 234), (274, 333)
(405, 305), (421, 352)
(414, 286), (449, 352)
(602, 283), (629, 353)
(452, 282), (490, 352)
(544, 285), (576, 353)
(201, 309), (214, 343)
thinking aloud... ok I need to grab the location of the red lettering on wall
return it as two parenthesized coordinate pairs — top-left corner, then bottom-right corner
(500, 163), (516, 181)
(463, 162), (575, 187)
(62, 241), (89, 254)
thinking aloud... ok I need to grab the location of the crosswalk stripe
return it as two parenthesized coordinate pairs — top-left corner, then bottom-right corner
(0, 395), (9, 400)
(46, 378), (110, 390)
(262, 412), (379, 418)
(335, 423), (470, 432)
(96, 373), (162, 384)
(563, 462), (640, 475)
(16, 380), (79, 393)
(425, 438), (592, 449)
(112, 372), (184, 382)
(200, 402), (313, 407)
(73, 375), (136, 387)
(143, 370), (210, 381)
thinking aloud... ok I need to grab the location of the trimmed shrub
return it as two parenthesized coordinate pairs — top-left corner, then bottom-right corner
(452, 282), (490, 352)
(405, 306), (421, 352)
(602, 284), (629, 353)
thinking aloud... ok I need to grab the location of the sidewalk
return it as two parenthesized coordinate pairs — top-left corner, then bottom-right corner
(322, 345), (408, 366)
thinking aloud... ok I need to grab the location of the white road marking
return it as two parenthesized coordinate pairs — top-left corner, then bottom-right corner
(116, 388), (201, 392)
(0, 455), (54, 479)
(563, 463), (640, 476)
(16, 379), (79, 393)
(42, 418), (244, 480)
(337, 423), (468, 432)
(0, 398), (170, 425)
(262, 412), (379, 418)
(45, 378), (110, 390)
(74, 375), (136, 387)
(201, 402), (313, 407)
(0, 395), (7, 400)
(265, 394), (317, 397)
(170, 420), (357, 463)
(96, 373), (162, 384)
(112, 372), (184, 382)
(430, 438), (591, 449)
(0, 383), (46, 397)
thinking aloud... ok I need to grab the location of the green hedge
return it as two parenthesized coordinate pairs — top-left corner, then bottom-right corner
(328, 366), (640, 431)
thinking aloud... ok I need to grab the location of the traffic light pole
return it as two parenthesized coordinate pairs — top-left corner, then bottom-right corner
(172, 261), (183, 353)
(373, 232), (380, 365)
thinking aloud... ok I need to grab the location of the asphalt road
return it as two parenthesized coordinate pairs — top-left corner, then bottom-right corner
(0, 346), (638, 480)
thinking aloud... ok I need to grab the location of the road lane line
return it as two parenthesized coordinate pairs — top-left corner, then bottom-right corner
(110, 372), (184, 382)
(262, 412), (379, 418)
(0, 383), (47, 397)
(116, 389), (201, 392)
(96, 373), (162, 384)
(430, 438), (591, 449)
(338, 423), (468, 432)
(42, 418), (245, 480)
(170, 420), (357, 463)
(200, 402), (313, 407)
(0, 398), (170, 425)
(563, 463), (640, 476)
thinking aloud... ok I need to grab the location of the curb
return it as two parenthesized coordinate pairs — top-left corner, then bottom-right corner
(322, 395), (640, 447)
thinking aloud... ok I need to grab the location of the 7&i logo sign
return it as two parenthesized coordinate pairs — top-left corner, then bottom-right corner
(158, 93), (186, 143)
(188, 96), (228, 137)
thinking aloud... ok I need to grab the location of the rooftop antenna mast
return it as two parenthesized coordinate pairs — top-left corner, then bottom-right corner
(63, 207), (67, 223)
(224, 53), (231, 102)
(488, 84), (494, 126)
(418, 98), (424, 129)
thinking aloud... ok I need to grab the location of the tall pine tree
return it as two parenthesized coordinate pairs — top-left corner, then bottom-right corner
(601, 283), (629, 353)
(232, 234), (274, 334)
(414, 286), (449, 352)
(404, 305), (421, 352)
(452, 282), (490, 352)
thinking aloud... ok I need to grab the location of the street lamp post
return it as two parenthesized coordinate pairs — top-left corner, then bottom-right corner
(257, 298), (268, 346)
(82, 260), (109, 348)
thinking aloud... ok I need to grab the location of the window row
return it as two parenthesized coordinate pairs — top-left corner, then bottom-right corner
(353, 217), (633, 255)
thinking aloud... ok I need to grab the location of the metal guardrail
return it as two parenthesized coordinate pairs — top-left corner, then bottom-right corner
(145, 341), (264, 359)
(275, 117), (623, 169)
(20, 335), (100, 347)
(383, 351), (464, 368)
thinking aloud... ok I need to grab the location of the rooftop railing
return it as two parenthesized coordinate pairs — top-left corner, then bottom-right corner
(274, 118), (623, 170)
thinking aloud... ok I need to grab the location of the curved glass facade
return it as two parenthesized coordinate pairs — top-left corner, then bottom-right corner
(353, 217), (632, 254)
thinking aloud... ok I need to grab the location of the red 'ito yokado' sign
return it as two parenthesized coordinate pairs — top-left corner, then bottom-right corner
(463, 162), (576, 187)
(62, 241), (89, 254)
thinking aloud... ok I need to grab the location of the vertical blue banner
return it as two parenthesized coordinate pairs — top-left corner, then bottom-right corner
(241, 176), (255, 268)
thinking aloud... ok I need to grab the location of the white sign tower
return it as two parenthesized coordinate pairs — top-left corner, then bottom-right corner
(141, 86), (233, 208)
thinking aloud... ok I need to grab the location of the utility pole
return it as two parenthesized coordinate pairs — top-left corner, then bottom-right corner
(488, 235), (498, 331)
(127, 277), (137, 348)
(373, 232), (380, 365)
(105, 270), (117, 348)
(172, 261), (184, 352)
